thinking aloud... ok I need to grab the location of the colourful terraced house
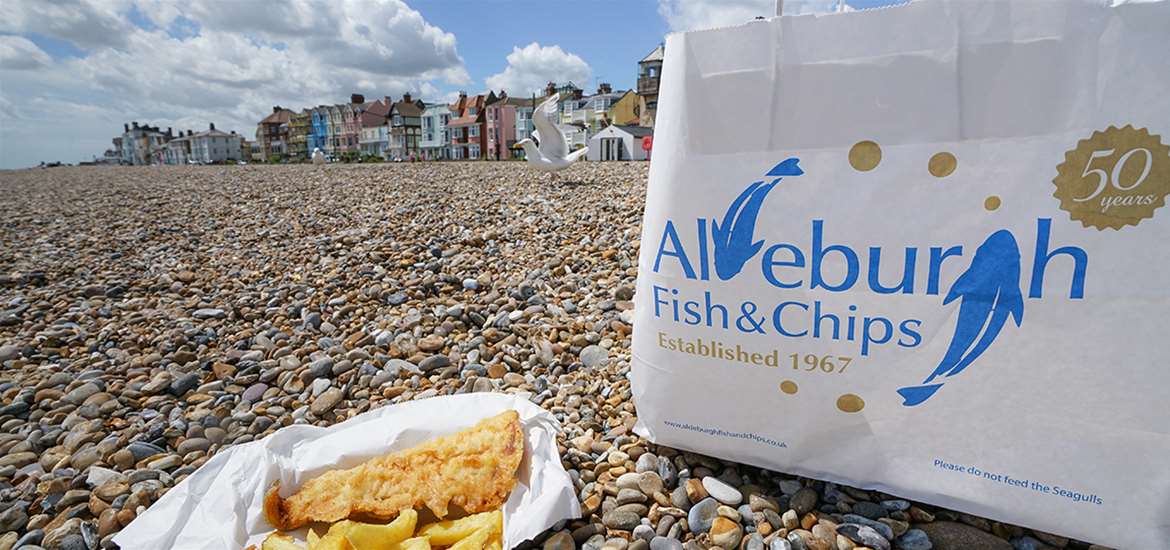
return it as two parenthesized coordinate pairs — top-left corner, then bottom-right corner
(309, 107), (329, 154)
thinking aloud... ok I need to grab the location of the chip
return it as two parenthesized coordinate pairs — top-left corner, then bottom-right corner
(344, 509), (418, 550)
(416, 510), (502, 545)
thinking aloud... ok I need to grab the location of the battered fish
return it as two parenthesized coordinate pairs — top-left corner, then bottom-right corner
(264, 410), (523, 531)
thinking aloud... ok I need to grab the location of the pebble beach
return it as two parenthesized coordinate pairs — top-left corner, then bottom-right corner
(0, 163), (1103, 550)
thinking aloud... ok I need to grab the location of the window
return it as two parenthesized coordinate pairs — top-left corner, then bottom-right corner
(469, 145), (479, 159)
(393, 115), (402, 125)
(440, 114), (449, 124)
(468, 107), (476, 115)
(469, 126), (478, 137)
(487, 110), (493, 121)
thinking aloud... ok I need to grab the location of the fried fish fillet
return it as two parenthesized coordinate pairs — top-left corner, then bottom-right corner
(264, 410), (523, 531)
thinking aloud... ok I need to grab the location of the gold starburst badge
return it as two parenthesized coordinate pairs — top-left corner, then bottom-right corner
(1053, 125), (1170, 230)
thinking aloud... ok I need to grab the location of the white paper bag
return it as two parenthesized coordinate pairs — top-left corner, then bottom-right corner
(112, 393), (580, 550)
(631, 1), (1170, 547)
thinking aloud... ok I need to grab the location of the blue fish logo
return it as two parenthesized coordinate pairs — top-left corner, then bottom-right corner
(711, 158), (803, 280)
(898, 230), (1025, 406)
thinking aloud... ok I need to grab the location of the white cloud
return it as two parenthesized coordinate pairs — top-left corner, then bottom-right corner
(484, 43), (592, 97)
(0, 0), (134, 50)
(657, 0), (852, 31)
(0, 36), (53, 70)
(0, 0), (472, 168)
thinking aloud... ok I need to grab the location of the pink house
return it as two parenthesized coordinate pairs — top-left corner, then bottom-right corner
(484, 92), (526, 160)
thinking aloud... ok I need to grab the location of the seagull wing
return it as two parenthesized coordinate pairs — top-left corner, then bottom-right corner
(532, 93), (568, 160)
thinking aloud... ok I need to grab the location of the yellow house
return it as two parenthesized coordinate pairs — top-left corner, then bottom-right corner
(608, 91), (641, 127)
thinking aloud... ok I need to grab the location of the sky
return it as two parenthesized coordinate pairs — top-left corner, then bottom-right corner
(0, 0), (904, 169)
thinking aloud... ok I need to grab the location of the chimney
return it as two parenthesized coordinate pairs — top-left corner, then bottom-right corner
(546, 82), (556, 96)
(132, 121), (139, 129)
(209, 122), (215, 131)
(124, 123), (129, 132)
(188, 130), (193, 137)
(499, 90), (507, 99)
(384, 96), (391, 105)
(230, 130), (236, 135)
(402, 93), (411, 104)
(273, 106), (281, 113)
(598, 82), (612, 94)
(351, 93), (364, 104)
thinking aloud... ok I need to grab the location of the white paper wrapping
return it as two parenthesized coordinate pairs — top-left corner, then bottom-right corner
(112, 393), (580, 550)
(632, 0), (1170, 547)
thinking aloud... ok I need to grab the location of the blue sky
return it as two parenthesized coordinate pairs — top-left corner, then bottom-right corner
(0, 0), (904, 169)
(412, 0), (671, 95)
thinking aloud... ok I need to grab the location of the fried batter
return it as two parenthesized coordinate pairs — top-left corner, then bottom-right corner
(264, 410), (523, 530)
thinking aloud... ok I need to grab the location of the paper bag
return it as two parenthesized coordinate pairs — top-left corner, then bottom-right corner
(631, 1), (1170, 547)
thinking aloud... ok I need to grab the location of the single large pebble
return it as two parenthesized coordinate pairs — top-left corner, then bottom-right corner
(701, 476), (743, 506)
(686, 497), (719, 533)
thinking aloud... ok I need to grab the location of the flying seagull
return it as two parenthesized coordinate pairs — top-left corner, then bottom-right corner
(518, 93), (587, 180)
(312, 147), (326, 166)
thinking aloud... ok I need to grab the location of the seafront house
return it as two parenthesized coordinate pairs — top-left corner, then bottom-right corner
(309, 106), (329, 153)
(335, 94), (367, 155)
(388, 94), (424, 160)
(257, 106), (293, 160)
(484, 92), (525, 160)
(326, 105), (343, 154)
(447, 92), (486, 160)
(164, 130), (192, 165)
(420, 103), (451, 160)
(358, 96), (392, 158)
(565, 83), (624, 151)
(637, 45), (663, 127)
(190, 123), (243, 164)
(608, 90), (641, 127)
(288, 110), (311, 160)
(119, 122), (171, 165)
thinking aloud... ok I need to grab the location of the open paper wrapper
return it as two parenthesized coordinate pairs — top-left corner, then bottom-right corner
(112, 393), (581, 549)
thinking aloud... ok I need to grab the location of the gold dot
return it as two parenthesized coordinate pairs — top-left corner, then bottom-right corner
(849, 141), (881, 172)
(780, 380), (798, 395)
(928, 152), (957, 178)
(836, 393), (865, 413)
(984, 196), (1001, 211)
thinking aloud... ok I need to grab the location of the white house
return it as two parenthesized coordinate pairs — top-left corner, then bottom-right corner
(164, 131), (192, 165)
(120, 122), (170, 165)
(190, 124), (242, 163)
(420, 103), (451, 160)
(587, 124), (652, 161)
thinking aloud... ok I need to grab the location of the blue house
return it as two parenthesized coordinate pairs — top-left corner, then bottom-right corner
(309, 106), (328, 152)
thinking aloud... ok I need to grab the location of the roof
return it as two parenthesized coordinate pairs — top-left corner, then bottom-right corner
(366, 98), (392, 117)
(359, 111), (387, 128)
(446, 115), (479, 127)
(392, 101), (423, 117)
(489, 97), (530, 108)
(193, 129), (237, 139)
(447, 94), (485, 124)
(613, 124), (653, 137)
(640, 45), (664, 63)
(260, 109), (293, 125)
